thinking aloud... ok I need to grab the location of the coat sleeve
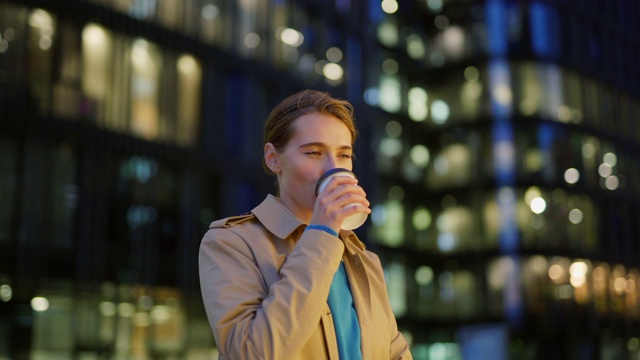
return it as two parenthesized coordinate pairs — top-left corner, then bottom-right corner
(199, 226), (344, 359)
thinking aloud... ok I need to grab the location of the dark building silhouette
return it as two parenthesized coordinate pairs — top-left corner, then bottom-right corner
(0, 0), (638, 359)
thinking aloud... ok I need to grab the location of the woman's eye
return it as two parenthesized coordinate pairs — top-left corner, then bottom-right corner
(306, 151), (322, 156)
(340, 153), (353, 159)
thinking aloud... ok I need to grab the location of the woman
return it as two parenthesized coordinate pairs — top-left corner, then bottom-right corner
(199, 90), (412, 359)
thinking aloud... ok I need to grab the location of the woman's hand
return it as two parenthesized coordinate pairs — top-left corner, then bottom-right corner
(308, 175), (371, 232)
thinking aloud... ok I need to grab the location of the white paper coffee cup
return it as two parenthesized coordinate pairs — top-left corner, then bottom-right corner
(314, 168), (368, 230)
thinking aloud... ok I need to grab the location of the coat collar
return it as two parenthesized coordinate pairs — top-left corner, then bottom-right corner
(252, 195), (367, 255)
(252, 194), (304, 239)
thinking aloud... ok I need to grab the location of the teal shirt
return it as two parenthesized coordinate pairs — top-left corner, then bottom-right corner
(327, 261), (363, 360)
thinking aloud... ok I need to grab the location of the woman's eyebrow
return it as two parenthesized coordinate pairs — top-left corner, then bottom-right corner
(298, 142), (352, 151)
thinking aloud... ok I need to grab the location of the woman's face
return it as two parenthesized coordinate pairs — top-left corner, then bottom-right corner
(264, 112), (353, 222)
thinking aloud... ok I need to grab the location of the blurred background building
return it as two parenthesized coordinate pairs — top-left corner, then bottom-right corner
(0, 0), (639, 359)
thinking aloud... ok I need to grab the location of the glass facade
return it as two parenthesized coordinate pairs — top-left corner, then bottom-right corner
(0, 0), (362, 358)
(1, 0), (639, 359)
(368, 0), (640, 358)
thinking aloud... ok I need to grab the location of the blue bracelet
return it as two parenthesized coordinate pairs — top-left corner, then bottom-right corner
(306, 224), (339, 238)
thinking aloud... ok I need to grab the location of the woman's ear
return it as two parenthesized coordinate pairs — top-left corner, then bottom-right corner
(264, 143), (281, 174)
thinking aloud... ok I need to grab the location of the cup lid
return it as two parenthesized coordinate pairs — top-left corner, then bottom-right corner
(314, 168), (357, 196)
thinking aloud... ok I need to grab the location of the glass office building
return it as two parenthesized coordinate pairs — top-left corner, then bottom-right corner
(366, 1), (640, 359)
(0, 0), (639, 359)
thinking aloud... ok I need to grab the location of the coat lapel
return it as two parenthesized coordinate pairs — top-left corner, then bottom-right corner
(343, 250), (372, 360)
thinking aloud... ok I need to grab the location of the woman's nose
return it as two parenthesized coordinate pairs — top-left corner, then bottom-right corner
(325, 156), (339, 171)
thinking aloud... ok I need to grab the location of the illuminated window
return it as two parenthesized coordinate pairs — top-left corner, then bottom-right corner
(488, 60), (513, 117)
(175, 54), (202, 147)
(199, 1), (225, 46)
(27, 8), (56, 111)
(406, 33), (425, 60)
(412, 265), (436, 318)
(441, 26), (466, 61)
(408, 87), (428, 122)
(157, 0), (184, 30)
(426, 143), (472, 190)
(460, 66), (485, 118)
(515, 62), (542, 117)
(385, 257), (407, 316)
(372, 186), (406, 247)
(81, 25), (203, 146)
(52, 22), (82, 119)
(82, 23), (112, 120)
(236, 0), (268, 60)
(377, 19), (399, 47)
(434, 204), (476, 253)
(611, 265), (627, 316)
(130, 39), (162, 140)
(379, 75), (402, 113)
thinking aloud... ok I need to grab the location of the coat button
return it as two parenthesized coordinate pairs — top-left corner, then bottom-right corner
(362, 319), (370, 326)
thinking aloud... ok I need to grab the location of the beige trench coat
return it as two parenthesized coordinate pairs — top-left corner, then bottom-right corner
(199, 195), (412, 360)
